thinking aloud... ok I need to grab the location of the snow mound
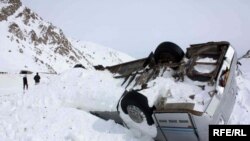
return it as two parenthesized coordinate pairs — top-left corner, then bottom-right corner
(48, 69), (125, 111)
(0, 70), (152, 141)
(229, 58), (250, 124)
(1, 55), (250, 141)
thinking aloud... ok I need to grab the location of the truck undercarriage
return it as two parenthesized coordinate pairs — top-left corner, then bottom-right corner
(91, 41), (237, 141)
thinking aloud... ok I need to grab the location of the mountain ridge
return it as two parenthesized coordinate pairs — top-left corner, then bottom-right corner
(0, 0), (134, 73)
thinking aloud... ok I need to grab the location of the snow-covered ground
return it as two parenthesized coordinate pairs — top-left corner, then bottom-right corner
(228, 58), (250, 124)
(0, 70), (152, 141)
(2, 1), (248, 140)
(0, 57), (250, 141)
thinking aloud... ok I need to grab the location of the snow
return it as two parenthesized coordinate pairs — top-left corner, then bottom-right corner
(194, 58), (217, 73)
(196, 57), (217, 63)
(0, 3), (9, 10)
(136, 73), (214, 112)
(194, 64), (216, 73)
(50, 69), (125, 111)
(119, 46), (236, 116)
(0, 5), (134, 73)
(118, 105), (157, 138)
(228, 58), (250, 124)
(1, 1), (250, 141)
(70, 40), (134, 67)
(21, 0), (250, 58)
(0, 70), (152, 141)
(0, 56), (250, 140)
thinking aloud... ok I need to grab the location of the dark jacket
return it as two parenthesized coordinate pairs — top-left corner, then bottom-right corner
(34, 74), (40, 83)
(23, 76), (28, 84)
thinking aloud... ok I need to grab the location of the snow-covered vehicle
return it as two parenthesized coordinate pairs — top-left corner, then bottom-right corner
(92, 41), (237, 141)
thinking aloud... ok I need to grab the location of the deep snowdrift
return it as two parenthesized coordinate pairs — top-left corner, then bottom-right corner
(0, 70), (151, 141)
(228, 58), (250, 124)
(0, 58), (249, 141)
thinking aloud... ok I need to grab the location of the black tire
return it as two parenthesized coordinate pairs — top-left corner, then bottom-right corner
(154, 42), (184, 64)
(74, 64), (86, 69)
(120, 90), (154, 125)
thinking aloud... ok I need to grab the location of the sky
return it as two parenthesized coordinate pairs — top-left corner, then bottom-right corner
(21, 0), (250, 58)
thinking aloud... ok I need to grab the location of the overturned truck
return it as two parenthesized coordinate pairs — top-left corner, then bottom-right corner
(92, 41), (237, 141)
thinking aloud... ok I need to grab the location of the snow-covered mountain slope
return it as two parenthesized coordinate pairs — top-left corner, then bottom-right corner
(0, 0), (134, 73)
(70, 40), (134, 67)
(0, 1), (249, 141)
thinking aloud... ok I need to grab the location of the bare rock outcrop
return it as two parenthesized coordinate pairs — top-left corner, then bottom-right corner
(0, 0), (22, 21)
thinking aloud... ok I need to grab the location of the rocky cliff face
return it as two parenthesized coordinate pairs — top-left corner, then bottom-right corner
(0, 0), (133, 73)
(0, 0), (21, 21)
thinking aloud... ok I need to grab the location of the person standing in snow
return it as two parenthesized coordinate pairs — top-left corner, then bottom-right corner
(34, 72), (41, 84)
(23, 75), (28, 90)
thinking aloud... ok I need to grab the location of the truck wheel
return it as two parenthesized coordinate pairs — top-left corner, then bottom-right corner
(154, 41), (184, 64)
(120, 90), (154, 125)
